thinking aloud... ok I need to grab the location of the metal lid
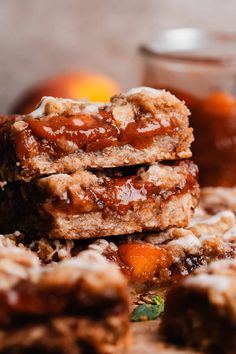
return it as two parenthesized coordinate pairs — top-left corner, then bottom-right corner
(140, 28), (236, 66)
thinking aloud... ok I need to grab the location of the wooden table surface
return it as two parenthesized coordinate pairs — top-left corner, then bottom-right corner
(124, 321), (201, 354)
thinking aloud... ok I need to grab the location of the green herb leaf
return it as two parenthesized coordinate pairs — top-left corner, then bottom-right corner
(152, 295), (165, 309)
(131, 295), (165, 322)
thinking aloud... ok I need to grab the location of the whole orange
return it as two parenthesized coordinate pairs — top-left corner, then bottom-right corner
(11, 72), (121, 114)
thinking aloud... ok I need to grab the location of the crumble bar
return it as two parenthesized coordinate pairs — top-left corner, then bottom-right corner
(0, 87), (193, 181)
(0, 247), (130, 354)
(99, 209), (236, 283)
(0, 160), (199, 239)
(4, 208), (235, 284)
(161, 258), (236, 354)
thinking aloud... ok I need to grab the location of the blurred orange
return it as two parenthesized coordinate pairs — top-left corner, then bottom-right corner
(11, 72), (121, 114)
(202, 91), (236, 118)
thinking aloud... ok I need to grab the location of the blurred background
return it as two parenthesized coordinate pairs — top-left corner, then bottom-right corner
(2, 0), (236, 187)
(1, 0), (236, 113)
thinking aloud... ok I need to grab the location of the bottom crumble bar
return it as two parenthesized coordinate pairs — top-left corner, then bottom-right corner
(161, 259), (236, 354)
(95, 209), (236, 284)
(3, 208), (236, 285)
(0, 247), (130, 354)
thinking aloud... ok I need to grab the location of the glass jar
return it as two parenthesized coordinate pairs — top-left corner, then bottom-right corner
(140, 28), (236, 187)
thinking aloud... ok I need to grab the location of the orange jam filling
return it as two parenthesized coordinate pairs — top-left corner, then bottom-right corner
(43, 164), (197, 216)
(16, 108), (179, 161)
(44, 176), (163, 215)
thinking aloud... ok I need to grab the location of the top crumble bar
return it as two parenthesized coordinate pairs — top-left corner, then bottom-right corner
(0, 87), (193, 181)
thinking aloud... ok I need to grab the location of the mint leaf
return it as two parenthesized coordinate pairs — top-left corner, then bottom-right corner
(152, 295), (165, 310)
(131, 295), (165, 322)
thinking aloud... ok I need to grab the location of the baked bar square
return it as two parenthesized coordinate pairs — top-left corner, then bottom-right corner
(4, 208), (235, 285)
(0, 87), (193, 181)
(0, 160), (199, 239)
(0, 247), (130, 354)
(161, 258), (236, 354)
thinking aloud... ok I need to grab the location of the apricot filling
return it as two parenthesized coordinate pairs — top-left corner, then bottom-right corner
(15, 108), (179, 161)
(118, 243), (173, 281)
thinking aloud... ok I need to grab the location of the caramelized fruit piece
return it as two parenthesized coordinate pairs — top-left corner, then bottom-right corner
(118, 243), (172, 281)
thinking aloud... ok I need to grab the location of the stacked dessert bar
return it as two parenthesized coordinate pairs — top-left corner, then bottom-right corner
(0, 87), (199, 239)
(1, 87), (235, 354)
(0, 244), (130, 353)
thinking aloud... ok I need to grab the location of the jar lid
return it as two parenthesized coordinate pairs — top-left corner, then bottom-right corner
(140, 28), (236, 66)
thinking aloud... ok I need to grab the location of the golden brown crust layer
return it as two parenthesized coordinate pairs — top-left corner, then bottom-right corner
(48, 192), (198, 239)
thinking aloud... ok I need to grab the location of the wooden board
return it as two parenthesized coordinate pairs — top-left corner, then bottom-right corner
(124, 321), (202, 354)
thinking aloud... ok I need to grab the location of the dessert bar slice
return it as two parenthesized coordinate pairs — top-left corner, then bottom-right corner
(161, 259), (236, 354)
(0, 160), (199, 239)
(0, 247), (130, 354)
(93, 209), (236, 283)
(0, 87), (193, 181)
(5, 209), (235, 284)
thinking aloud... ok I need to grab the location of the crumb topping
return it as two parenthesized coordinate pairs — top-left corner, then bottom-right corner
(29, 96), (105, 118)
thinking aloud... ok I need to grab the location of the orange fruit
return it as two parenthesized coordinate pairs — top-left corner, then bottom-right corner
(11, 72), (121, 114)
